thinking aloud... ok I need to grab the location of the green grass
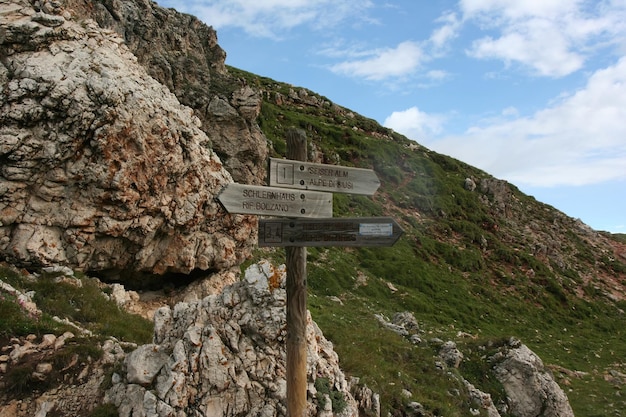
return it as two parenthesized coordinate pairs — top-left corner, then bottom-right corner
(1, 264), (153, 407)
(89, 403), (119, 417)
(0, 265), (153, 344)
(32, 273), (153, 343)
(309, 295), (475, 417)
(303, 251), (626, 416)
(0, 292), (63, 337)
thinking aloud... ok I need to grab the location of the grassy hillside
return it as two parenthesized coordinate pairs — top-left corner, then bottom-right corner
(230, 67), (626, 417)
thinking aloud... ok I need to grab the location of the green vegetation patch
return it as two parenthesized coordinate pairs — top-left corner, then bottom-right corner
(0, 265), (153, 344)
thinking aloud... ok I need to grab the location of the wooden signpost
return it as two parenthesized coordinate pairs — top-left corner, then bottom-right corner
(217, 183), (332, 218)
(217, 128), (403, 417)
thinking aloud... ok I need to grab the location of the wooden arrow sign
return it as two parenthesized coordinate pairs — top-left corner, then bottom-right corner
(217, 183), (333, 218)
(268, 158), (381, 196)
(258, 217), (404, 247)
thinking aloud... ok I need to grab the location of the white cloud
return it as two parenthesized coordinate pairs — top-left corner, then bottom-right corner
(325, 9), (462, 84)
(159, 0), (374, 38)
(468, 24), (584, 77)
(326, 10), (463, 83)
(430, 12), (462, 51)
(405, 57), (626, 187)
(426, 70), (449, 81)
(501, 106), (518, 117)
(460, 0), (626, 77)
(461, 0), (577, 20)
(383, 107), (445, 141)
(328, 41), (424, 81)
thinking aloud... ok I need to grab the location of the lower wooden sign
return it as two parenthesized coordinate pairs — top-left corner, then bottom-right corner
(217, 183), (333, 218)
(259, 217), (404, 247)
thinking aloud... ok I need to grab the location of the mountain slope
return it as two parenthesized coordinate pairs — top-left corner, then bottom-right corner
(229, 67), (626, 416)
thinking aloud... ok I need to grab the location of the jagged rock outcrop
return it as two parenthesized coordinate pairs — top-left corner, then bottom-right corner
(0, 0), (256, 276)
(376, 310), (574, 417)
(63, 0), (269, 185)
(491, 338), (575, 417)
(106, 260), (377, 417)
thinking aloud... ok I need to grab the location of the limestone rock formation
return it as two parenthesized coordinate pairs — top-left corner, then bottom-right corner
(106, 260), (376, 417)
(64, 0), (269, 185)
(491, 338), (575, 417)
(0, 0), (256, 276)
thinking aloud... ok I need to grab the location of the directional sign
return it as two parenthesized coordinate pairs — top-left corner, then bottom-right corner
(268, 158), (381, 196)
(258, 217), (404, 247)
(217, 183), (333, 218)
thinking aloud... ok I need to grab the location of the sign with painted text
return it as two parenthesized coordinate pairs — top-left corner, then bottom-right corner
(268, 158), (381, 196)
(217, 183), (333, 218)
(258, 217), (404, 247)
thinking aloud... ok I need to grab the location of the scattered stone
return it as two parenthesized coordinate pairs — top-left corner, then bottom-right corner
(328, 296), (343, 305)
(125, 344), (168, 386)
(439, 341), (464, 368)
(375, 313), (408, 336)
(392, 311), (419, 332)
(41, 265), (74, 276)
(407, 401), (425, 416)
(464, 380), (500, 417)
(54, 331), (75, 350)
(38, 334), (56, 349)
(33, 362), (53, 380)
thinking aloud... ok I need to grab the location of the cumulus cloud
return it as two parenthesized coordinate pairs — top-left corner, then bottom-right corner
(384, 107), (445, 141)
(391, 57), (626, 187)
(325, 10), (463, 82)
(460, 0), (626, 76)
(328, 41), (424, 81)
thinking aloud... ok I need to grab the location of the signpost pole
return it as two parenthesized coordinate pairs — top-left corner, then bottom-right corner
(286, 129), (308, 417)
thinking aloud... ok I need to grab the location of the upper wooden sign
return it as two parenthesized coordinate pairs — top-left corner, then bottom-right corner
(217, 183), (333, 218)
(268, 158), (381, 196)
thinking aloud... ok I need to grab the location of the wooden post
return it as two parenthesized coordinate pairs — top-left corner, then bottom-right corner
(286, 128), (308, 417)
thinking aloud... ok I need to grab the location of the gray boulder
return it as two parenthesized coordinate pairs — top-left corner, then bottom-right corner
(491, 338), (574, 417)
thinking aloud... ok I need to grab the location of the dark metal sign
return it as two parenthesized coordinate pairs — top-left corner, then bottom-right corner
(258, 217), (404, 247)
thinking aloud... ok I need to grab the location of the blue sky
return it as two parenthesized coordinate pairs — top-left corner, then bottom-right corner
(156, 0), (626, 233)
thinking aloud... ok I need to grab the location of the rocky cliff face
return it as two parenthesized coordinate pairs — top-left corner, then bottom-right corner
(106, 261), (377, 417)
(0, 0), (257, 277)
(64, 0), (269, 185)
